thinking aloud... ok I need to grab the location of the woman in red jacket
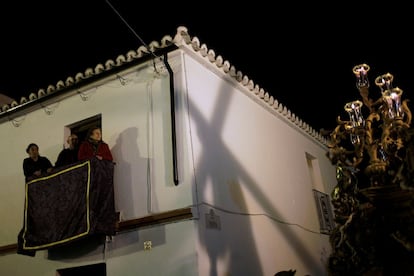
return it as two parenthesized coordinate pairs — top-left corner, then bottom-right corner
(78, 126), (113, 161)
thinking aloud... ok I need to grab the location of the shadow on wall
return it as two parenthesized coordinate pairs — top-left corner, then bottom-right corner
(111, 127), (152, 219)
(190, 78), (324, 275)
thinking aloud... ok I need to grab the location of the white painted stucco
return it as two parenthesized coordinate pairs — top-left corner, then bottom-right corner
(0, 29), (337, 275)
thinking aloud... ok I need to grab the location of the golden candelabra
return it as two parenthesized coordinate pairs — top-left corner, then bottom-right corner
(326, 64), (414, 275)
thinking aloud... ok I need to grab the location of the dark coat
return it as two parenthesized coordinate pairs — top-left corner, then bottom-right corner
(23, 156), (53, 181)
(55, 148), (79, 168)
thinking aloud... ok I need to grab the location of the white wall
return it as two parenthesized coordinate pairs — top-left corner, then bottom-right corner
(176, 50), (337, 275)
(0, 220), (197, 276)
(0, 46), (337, 275)
(0, 60), (195, 241)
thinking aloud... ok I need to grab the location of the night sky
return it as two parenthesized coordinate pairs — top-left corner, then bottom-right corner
(1, 1), (413, 132)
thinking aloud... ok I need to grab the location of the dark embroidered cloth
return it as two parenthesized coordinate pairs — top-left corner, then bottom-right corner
(17, 158), (116, 256)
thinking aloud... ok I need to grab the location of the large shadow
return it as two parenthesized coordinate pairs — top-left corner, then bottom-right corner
(109, 126), (166, 256)
(187, 78), (324, 275)
(111, 127), (150, 219)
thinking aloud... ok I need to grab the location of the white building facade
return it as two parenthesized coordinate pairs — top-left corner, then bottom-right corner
(0, 26), (337, 276)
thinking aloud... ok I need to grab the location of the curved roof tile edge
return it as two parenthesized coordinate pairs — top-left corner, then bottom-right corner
(173, 26), (328, 146)
(0, 37), (174, 114)
(1, 26), (328, 146)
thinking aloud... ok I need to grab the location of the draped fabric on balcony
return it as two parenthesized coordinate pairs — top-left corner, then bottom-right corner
(17, 158), (116, 256)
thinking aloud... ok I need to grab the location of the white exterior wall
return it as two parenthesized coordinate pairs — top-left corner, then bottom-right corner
(0, 45), (337, 276)
(0, 57), (198, 275)
(174, 49), (337, 275)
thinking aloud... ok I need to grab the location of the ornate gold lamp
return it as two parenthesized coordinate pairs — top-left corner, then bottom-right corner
(326, 64), (414, 275)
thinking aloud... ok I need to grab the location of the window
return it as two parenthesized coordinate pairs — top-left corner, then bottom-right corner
(66, 114), (101, 143)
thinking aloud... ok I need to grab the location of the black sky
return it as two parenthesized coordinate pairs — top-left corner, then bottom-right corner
(1, 1), (413, 132)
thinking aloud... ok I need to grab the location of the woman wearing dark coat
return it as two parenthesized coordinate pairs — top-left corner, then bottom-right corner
(78, 127), (113, 161)
(23, 143), (53, 182)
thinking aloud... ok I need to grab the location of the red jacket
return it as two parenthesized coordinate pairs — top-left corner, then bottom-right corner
(78, 140), (113, 161)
